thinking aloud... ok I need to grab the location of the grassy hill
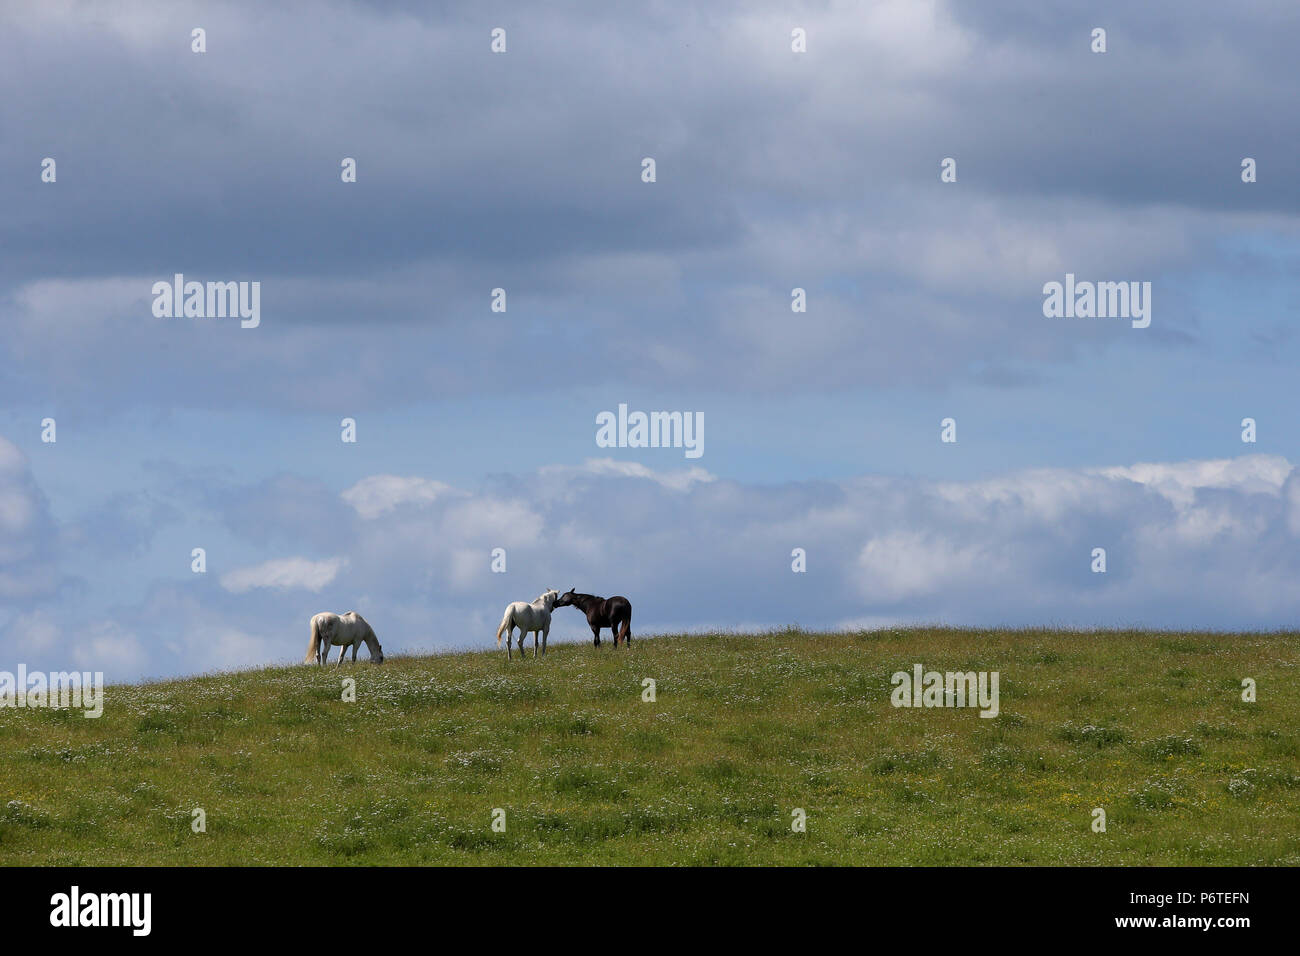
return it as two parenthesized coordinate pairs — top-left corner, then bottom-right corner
(2, 628), (1297, 865)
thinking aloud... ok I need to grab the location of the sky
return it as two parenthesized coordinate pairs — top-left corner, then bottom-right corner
(2, 0), (1299, 681)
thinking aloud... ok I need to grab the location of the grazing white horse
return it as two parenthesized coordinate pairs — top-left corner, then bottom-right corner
(306, 611), (384, 666)
(495, 589), (559, 660)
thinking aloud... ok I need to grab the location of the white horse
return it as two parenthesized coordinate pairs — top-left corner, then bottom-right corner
(306, 611), (384, 666)
(495, 590), (559, 660)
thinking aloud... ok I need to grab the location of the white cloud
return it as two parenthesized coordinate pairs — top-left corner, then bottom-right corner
(1094, 455), (1292, 508)
(9, 452), (1300, 681)
(79, 621), (151, 676)
(0, 436), (37, 537)
(319, 454), (1300, 638)
(541, 458), (716, 492)
(341, 475), (460, 518)
(7, 609), (62, 654)
(0, 436), (58, 600)
(857, 532), (1008, 602)
(442, 498), (543, 545)
(220, 556), (346, 594)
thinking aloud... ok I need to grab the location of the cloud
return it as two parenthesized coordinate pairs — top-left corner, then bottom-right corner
(1094, 456), (1293, 508)
(202, 453), (1300, 645)
(342, 475), (461, 519)
(3, 0), (1297, 417)
(540, 458), (717, 492)
(220, 556), (346, 593)
(857, 531), (1010, 603)
(6, 450), (1300, 681)
(0, 436), (59, 601)
(3, 1), (1300, 683)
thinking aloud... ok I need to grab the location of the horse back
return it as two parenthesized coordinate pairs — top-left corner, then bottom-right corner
(508, 600), (549, 628)
(590, 595), (630, 623)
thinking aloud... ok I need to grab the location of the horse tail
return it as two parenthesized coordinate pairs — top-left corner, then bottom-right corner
(495, 606), (513, 646)
(305, 616), (322, 664)
(617, 608), (631, 645)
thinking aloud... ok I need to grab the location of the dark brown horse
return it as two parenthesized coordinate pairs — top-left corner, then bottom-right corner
(554, 588), (632, 647)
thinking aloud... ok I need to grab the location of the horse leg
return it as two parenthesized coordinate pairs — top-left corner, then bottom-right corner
(532, 630), (538, 659)
(507, 626), (513, 661)
(591, 624), (601, 647)
(541, 624), (548, 657)
(335, 644), (346, 666)
(351, 643), (358, 662)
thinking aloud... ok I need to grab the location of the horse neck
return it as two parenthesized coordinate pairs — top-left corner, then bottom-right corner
(571, 593), (600, 611)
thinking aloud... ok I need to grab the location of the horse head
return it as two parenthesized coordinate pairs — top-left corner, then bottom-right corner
(365, 625), (384, 664)
(554, 587), (577, 608)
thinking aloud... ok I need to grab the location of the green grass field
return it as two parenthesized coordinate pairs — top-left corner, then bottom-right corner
(2, 628), (1297, 865)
